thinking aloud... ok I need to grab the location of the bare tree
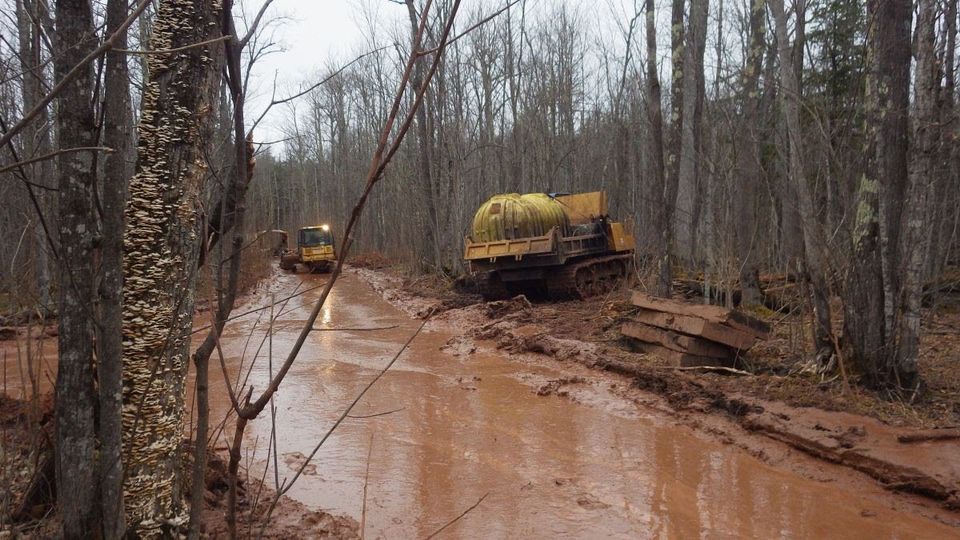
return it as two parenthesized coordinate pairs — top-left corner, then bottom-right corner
(770, 0), (835, 361)
(664, 0), (685, 278)
(735, 0), (767, 307)
(15, 0), (52, 311)
(97, 0), (133, 535)
(646, 0), (669, 296)
(844, 0), (915, 388)
(676, 0), (708, 263)
(404, 0), (442, 271)
(896, 0), (938, 390)
(52, 0), (100, 535)
(120, 0), (224, 534)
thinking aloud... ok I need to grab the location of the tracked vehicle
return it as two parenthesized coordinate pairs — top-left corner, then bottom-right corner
(279, 224), (337, 273)
(464, 191), (635, 300)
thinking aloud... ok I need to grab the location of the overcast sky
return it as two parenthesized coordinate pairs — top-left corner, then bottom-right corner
(242, 0), (377, 144)
(241, 0), (651, 146)
(242, 0), (448, 145)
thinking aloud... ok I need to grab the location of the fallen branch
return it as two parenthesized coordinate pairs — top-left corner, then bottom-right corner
(347, 407), (406, 419)
(425, 492), (489, 539)
(360, 432), (374, 539)
(311, 325), (399, 332)
(897, 429), (960, 444)
(661, 365), (754, 376)
(223, 1), (466, 535)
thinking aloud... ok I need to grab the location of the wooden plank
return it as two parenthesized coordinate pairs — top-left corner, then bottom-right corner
(631, 342), (733, 368)
(632, 309), (758, 350)
(621, 322), (733, 359)
(631, 291), (771, 338)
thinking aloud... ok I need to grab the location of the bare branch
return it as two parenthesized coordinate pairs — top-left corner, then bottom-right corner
(240, 0), (278, 48)
(114, 35), (230, 55)
(417, 0), (520, 57)
(0, 0), (153, 151)
(425, 493), (490, 539)
(0, 146), (114, 175)
(249, 45), (392, 135)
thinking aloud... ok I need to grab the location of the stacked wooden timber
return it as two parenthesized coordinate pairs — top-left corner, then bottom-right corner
(621, 291), (771, 367)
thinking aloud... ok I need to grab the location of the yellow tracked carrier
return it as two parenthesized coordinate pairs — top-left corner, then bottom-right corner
(464, 191), (636, 299)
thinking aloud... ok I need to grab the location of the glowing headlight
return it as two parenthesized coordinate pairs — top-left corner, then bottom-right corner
(321, 224), (330, 231)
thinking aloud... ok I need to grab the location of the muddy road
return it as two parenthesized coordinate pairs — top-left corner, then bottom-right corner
(202, 271), (958, 539)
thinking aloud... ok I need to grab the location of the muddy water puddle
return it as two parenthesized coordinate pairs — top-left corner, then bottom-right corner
(1, 271), (955, 538)
(204, 273), (958, 539)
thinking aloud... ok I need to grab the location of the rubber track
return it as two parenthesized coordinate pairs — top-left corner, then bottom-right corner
(476, 270), (512, 300)
(547, 254), (633, 300)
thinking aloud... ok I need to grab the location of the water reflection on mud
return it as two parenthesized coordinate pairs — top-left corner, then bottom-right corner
(201, 273), (956, 539)
(1, 272), (954, 538)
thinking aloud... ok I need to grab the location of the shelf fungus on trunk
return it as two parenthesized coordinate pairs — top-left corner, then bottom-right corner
(120, 0), (224, 536)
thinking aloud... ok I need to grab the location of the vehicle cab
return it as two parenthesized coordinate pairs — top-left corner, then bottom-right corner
(298, 224), (337, 272)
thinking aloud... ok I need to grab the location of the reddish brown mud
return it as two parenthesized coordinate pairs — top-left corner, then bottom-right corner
(2, 269), (957, 537)
(199, 270), (959, 539)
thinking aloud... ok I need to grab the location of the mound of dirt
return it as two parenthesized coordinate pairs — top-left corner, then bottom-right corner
(200, 463), (360, 538)
(188, 444), (359, 538)
(537, 377), (586, 397)
(483, 295), (532, 319)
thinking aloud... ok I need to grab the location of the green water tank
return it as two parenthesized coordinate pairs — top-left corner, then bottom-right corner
(471, 193), (570, 242)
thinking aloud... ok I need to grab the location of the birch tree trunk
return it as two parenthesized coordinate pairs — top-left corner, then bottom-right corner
(844, 0), (913, 387)
(676, 0), (707, 263)
(53, 0), (100, 535)
(664, 0), (684, 283)
(121, 0), (223, 535)
(895, 0), (936, 390)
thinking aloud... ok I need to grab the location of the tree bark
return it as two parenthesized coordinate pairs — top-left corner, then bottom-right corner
(405, 0), (441, 271)
(771, 0), (835, 359)
(676, 0), (707, 264)
(735, 0), (766, 307)
(844, 0), (913, 386)
(97, 0), (133, 536)
(876, 0), (913, 337)
(895, 0), (937, 390)
(189, 4), (242, 536)
(646, 0), (670, 296)
(664, 0), (684, 276)
(121, 0), (223, 535)
(53, 0), (100, 536)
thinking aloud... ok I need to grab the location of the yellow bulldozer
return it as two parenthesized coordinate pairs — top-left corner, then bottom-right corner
(464, 191), (636, 299)
(279, 224), (337, 273)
